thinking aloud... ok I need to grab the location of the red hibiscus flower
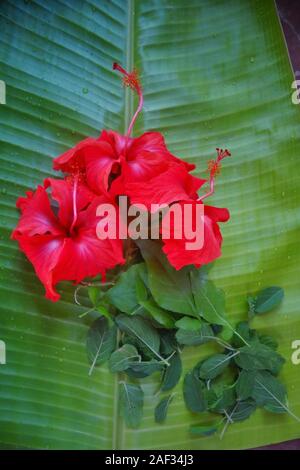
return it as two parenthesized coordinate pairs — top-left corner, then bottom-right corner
(53, 63), (199, 207)
(11, 178), (125, 301)
(12, 61), (231, 304)
(161, 148), (231, 269)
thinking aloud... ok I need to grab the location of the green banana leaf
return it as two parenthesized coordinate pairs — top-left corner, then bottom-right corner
(0, 0), (300, 450)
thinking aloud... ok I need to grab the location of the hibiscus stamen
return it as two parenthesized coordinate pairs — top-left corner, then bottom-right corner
(198, 148), (231, 202)
(113, 62), (144, 138)
(69, 175), (78, 235)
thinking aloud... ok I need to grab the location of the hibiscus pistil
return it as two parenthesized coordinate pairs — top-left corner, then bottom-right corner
(198, 148), (231, 202)
(113, 62), (144, 138)
(69, 176), (78, 235)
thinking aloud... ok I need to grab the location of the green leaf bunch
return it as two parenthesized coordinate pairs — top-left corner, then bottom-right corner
(84, 240), (294, 432)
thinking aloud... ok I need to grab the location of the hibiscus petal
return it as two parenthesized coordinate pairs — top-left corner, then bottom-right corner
(12, 232), (65, 301)
(12, 186), (63, 237)
(51, 193), (125, 284)
(53, 131), (121, 194)
(53, 137), (96, 173)
(129, 132), (195, 172)
(104, 130), (128, 155)
(122, 164), (206, 210)
(85, 141), (120, 194)
(162, 202), (229, 270)
(16, 190), (34, 212)
(53, 232), (124, 285)
(204, 205), (230, 223)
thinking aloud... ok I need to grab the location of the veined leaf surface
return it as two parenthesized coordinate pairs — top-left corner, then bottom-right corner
(0, 0), (300, 449)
